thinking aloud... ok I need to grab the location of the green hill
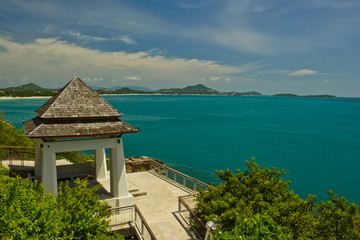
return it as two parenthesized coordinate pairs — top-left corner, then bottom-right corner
(3, 83), (54, 92)
(157, 84), (219, 94)
(96, 87), (148, 94)
(0, 83), (56, 97)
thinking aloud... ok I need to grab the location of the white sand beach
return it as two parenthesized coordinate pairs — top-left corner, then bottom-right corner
(0, 96), (51, 100)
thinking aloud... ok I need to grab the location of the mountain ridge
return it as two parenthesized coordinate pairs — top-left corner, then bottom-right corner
(3, 83), (55, 92)
(0, 82), (335, 98)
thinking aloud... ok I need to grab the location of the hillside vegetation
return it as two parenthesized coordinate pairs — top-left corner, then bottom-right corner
(1, 82), (263, 96)
(196, 159), (360, 239)
(0, 112), (35, 147)
(0, 166), (123, 239)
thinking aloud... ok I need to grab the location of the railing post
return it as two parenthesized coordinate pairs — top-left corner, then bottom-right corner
(165, 169), (168, 178)
(141, 220), (144, 234)
(174, 173), (176, 182)
(193, 181), (197, 191)
(183, 176), (186, 186)
(157, 165), (160, 174)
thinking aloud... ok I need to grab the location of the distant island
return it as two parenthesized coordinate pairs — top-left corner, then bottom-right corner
(0, 83), (263, 97)
(273, 93), (336, 98)
(0, 83), (57, 97)
(0, 82), (335, 98)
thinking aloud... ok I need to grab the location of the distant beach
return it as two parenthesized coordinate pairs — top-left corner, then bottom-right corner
(0, 96), (51, 100)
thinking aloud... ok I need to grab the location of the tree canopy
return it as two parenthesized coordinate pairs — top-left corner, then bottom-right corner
(0, 166), (123, 239)
(196, 159), (360, 239)
(0, 112), (35, 147)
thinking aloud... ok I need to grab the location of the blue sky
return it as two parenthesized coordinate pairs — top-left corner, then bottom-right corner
(0, 0), (359, 96)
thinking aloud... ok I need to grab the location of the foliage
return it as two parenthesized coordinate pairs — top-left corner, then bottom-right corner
(0, 166), (123, 239)
(213, 214), (292, 240)
(196, 158), (360, 239)
(314, 191), (360, 239)
(57, 151), (94, 163)
(0, 90), (55, 97)
(0, 112), (35, 147)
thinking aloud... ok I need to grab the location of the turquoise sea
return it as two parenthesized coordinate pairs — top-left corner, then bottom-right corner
(1, 95), (359, 203)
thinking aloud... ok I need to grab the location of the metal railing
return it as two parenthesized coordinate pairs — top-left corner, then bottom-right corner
(0, 146), (89, 167)
(0, 146), (36, 167)
(178, 194), (208, 239)
(108, 204), (157, 240)
(154, 161), (209, 192)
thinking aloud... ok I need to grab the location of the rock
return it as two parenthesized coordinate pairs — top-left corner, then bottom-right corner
(125, 156), (163, 173)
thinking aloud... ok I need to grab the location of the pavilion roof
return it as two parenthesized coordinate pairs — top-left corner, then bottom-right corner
(23, 77), (139, 138)
(36, 77), (122, 119)
(23, 117), (138, 138)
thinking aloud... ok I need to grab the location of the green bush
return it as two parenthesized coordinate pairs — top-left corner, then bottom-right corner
(196, 158), (360, 239)
(0, 112), (35, 147)
(0, 166), (124, 239)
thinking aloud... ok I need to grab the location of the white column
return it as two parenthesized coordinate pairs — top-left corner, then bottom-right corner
(42, 144), (57, 196)
(34, 139), (43, 177)
(95, 148), (108, 180)
(109, 137), (134, 206)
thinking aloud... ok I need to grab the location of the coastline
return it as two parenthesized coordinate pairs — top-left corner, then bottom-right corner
(0, 94), (352, 99)
(0, 96), (52, 100)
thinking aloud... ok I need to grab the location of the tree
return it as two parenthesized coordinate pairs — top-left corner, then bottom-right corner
(0, 112), (35, 147)
(196, 158), (360, 239)
(213, 214), (292, 240)
(0, 166), (124, 239)
(314, 191), (360, 239)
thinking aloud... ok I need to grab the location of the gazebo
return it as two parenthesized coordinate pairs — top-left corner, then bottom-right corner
(23, 77), (139, 207)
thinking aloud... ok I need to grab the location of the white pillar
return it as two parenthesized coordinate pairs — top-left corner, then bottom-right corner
(109, 137), (134, 206)
(42, 144), (57, 195)
(34, 139), (43, 177)
(95, 148), (108, 180)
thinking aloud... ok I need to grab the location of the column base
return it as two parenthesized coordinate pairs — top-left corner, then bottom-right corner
(104, 193), (135, 207)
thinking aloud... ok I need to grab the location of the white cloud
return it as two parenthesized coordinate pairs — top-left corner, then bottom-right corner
(120, 36), (137, 45)
(66, 31), (108, 42)
(185, 26), (275, 54)
(65, 31), (137, 45)
(210, 77), (220, 81)
(122, 76), (142, 81)
(207, 76), (232, 82)
(210, 29), (273, 54)
(0, 37), (243, 88)
(289, 69), (317, 76)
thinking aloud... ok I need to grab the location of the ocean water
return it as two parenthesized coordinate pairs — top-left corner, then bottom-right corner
(0, 95), (359, 203)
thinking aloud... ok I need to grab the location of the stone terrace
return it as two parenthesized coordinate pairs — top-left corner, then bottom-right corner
(98, 170), (198, 240)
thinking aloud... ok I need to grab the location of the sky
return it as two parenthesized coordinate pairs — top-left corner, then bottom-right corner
(0, 0), (359, 97)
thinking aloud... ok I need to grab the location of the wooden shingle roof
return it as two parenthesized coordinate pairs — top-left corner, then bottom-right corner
(23, 117), (139, 138)
(23, 77), (139, 138)
(36, 77), (122, 119)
